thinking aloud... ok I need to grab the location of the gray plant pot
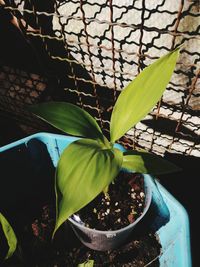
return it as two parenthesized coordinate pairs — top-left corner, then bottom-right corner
(68, 174), (152, 251)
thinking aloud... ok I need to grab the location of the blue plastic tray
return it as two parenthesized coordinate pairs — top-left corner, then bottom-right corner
(0, 132), (192, 267)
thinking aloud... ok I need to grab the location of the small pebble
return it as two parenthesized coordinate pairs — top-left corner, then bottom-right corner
(106, 209), (110, 214)
(115, 202), (118, 206)
(115, 209), (121, 213)
(117, 218), (121, 223)
(93, 208), (97, 213)
(131, 193), (136, 199)
(140, 192), (145, 198)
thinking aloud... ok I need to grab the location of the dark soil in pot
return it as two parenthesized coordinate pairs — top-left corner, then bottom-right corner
(74, 172), (146, 230)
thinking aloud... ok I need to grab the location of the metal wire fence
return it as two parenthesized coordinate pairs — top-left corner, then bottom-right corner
(0, 0), (199, 157)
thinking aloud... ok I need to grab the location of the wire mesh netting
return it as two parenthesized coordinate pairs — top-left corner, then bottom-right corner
(0, 0), (199, 156)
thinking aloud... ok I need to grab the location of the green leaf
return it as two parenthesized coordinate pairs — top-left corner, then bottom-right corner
(122, 150), (181, 175)
(110, 48), (180, 142)
(28, 102), (104, 141)
(78, 260), (94, 267)
(0, 212), (17, 259)
(53, 138), (123, 235)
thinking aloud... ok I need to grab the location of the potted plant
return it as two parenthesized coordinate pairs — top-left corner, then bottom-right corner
(0, 132), (191, 266)
(27, 47), (182, 252)
(1, 46), (192, 266)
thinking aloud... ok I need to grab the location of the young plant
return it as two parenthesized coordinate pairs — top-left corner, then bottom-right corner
(29, 47), (181, 236)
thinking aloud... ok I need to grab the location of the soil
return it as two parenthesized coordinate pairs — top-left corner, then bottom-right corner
(1, 205), (161, 267)
(74, 172), (146, 231)
(62, 232), (161, 267)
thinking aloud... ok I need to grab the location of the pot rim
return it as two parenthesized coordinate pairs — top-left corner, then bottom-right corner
(68, 173), (153, 235)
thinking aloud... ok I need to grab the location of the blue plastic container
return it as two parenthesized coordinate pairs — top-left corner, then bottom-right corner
(0, 132), (192, 267)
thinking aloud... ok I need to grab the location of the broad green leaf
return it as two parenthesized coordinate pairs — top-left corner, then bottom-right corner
(0, 212), (17, 259)
(110, 48), (180, 142)
(122, 150), (181, 175)
(78, 260), (94, 267)
(53, 138), (123, 235)
(28, 102), (104, 141)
